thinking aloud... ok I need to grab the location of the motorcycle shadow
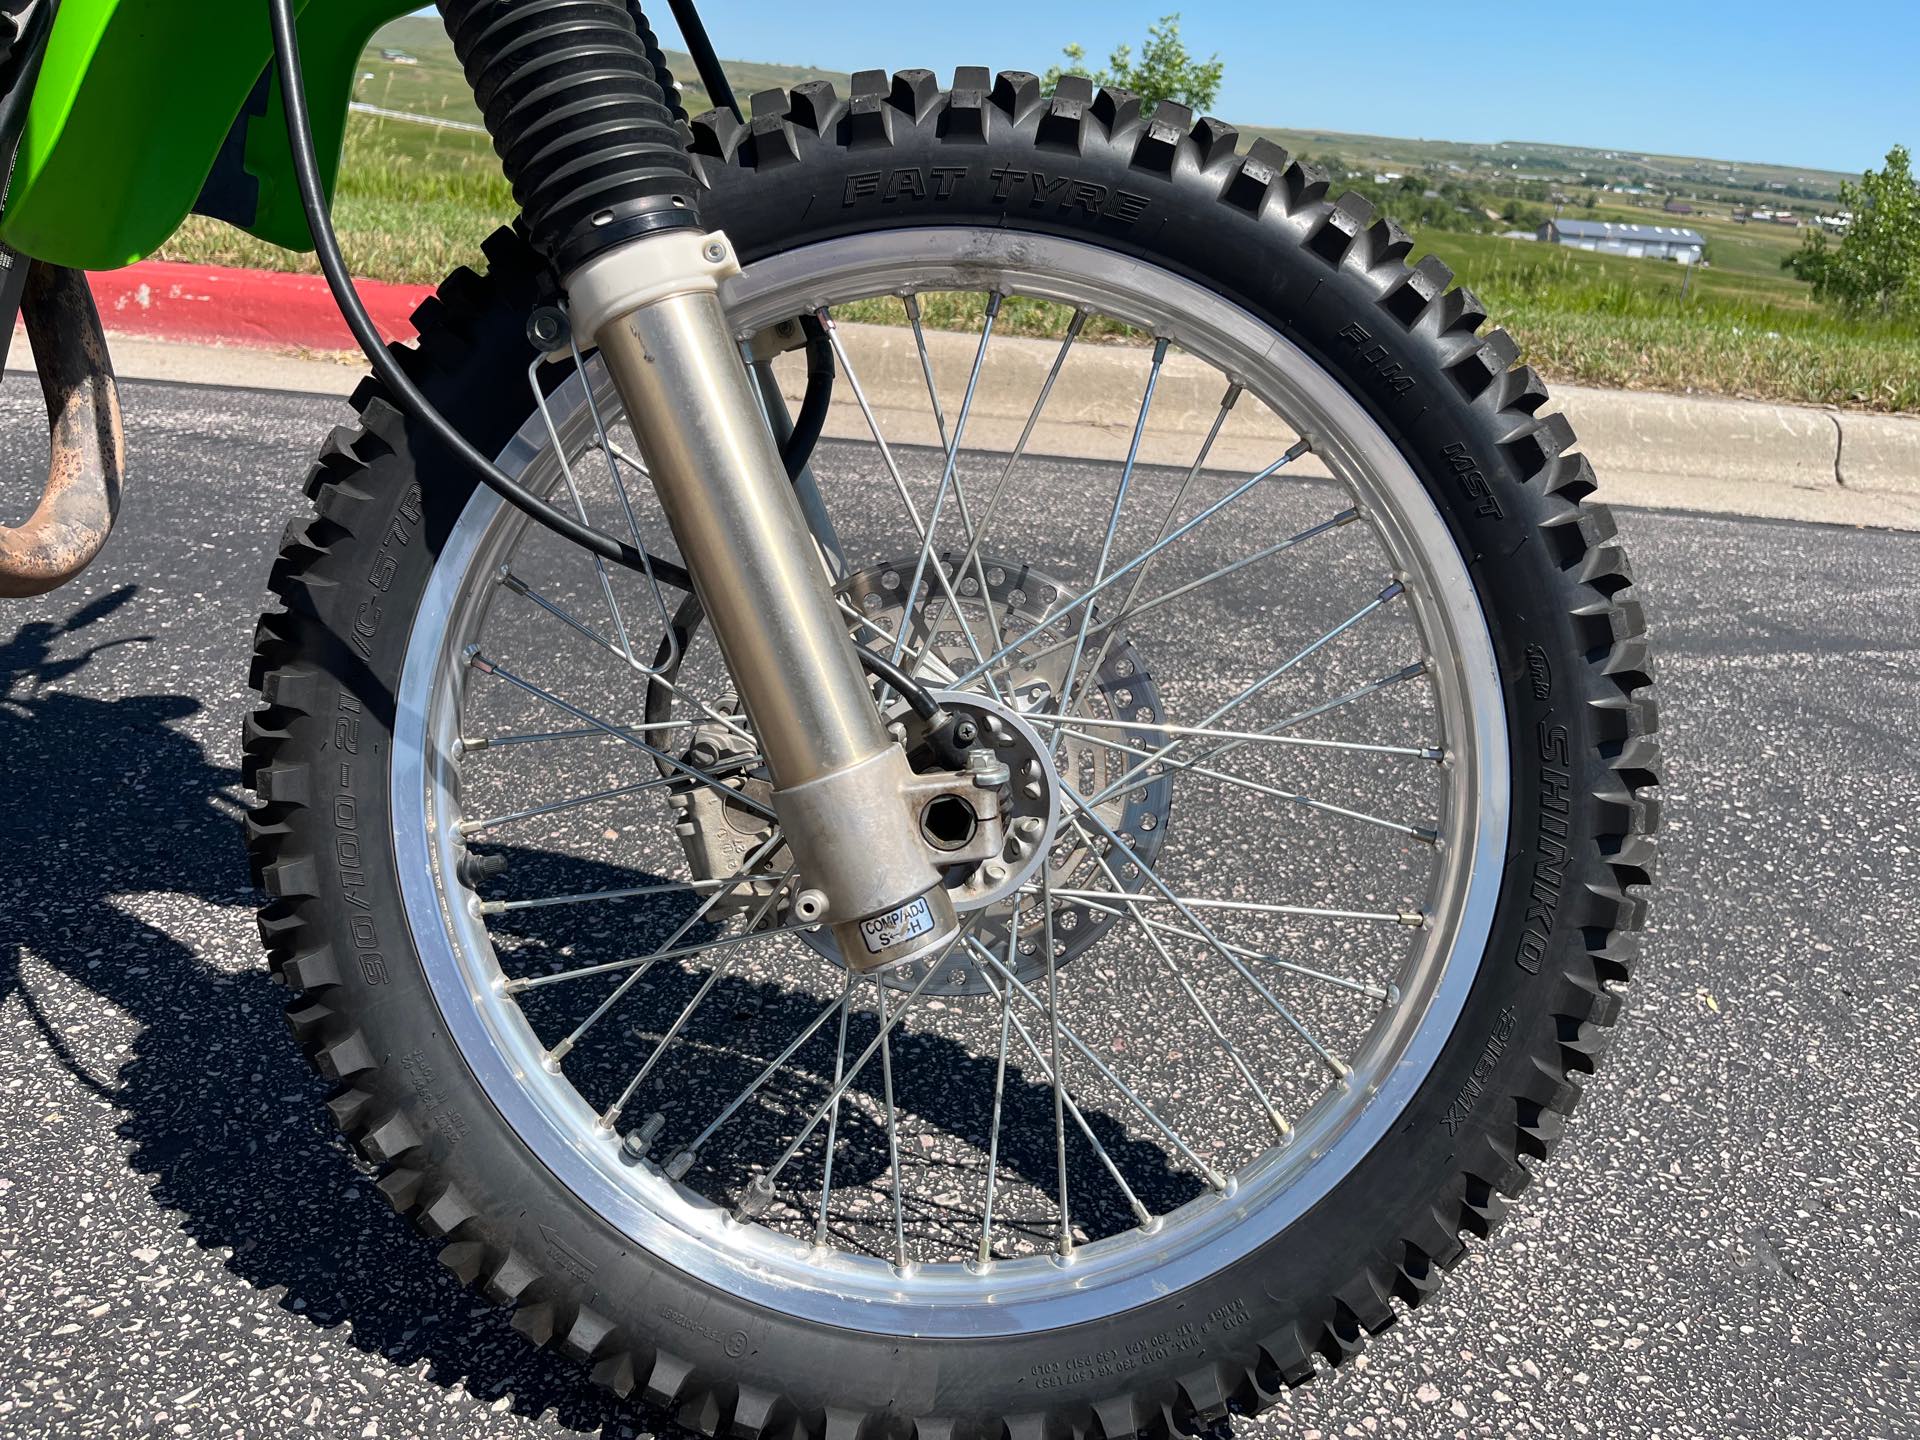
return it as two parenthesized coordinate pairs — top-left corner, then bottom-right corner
(0, 591), (1204, 1439)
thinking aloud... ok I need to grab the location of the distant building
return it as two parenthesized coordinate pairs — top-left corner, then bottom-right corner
(1538, 219), (1705, 264)
(1663, 198), (1695, 215)
(379, 48), (419, 65)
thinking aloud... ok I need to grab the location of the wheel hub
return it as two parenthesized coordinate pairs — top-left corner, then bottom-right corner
(665, 554), (1175, 995)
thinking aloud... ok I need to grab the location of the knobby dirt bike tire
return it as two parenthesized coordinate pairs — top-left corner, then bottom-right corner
(244, 70), (1659, 1438)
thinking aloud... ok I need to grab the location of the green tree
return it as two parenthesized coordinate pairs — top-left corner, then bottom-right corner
(1044, 14), (1224, 113)
(1785, 144), (1920, 318)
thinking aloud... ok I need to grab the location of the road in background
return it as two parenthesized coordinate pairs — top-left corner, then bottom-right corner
(1, 376), (1915, 1438)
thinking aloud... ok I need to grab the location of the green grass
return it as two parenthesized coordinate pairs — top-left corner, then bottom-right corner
(153, 22), (1917, 413)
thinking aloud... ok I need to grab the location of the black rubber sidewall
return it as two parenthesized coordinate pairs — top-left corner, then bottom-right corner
(280, 114), (1625, 1427)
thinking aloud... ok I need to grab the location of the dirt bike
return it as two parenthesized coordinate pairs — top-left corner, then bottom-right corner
(0, 1), (1660, 1432)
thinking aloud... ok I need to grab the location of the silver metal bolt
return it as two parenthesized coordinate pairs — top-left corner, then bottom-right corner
(703, 239), (728, 263)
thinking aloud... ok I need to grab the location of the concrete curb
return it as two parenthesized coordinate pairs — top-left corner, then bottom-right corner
(84, 260), (431, 350)
(768, 323), (1920, 530)
(17, 260), (1915, 530)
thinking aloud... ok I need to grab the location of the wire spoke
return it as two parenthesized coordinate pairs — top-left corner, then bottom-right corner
(467, 650), (774, 820)
(755, 928), (966, 1197)
(1081, 845), (1291, 1137)
(478, 877), (731, 915)
(506, 916), (810, 994)
(948, 439), (1313, 691)
(886, 295), (1001, 672)
(977, 967), (1154, 1230)
(541, 833), (787, 1066)
(975, 897), (1020, 1264)
(968, 939), (1225, 1189)
(1044, 725), (1438, 844)
(602, 870), (797, 1129)
(816, 308), (1004, 698)
(1052, 338), (1170, 736)
(664, 984), (849, 1177)
(875, 975), (910, 1269)
(901, 294), (1011, 657)
(813, 972), (856, 1245)
(1065, 381), (1241, 715)
(569, 333), (682, 670)
(1006, 508), (1359, 672)
(1064, 894), (1391, 1001)
(1056, 791), (1356, 1077)
(1072, 581), (1407, 811)
(1031, 713), (1439, 760)
(1041, 868), (1073, 1255)
(907, 310), (1088, 670)
(459, 764), (760, 837)
(496, 569), (758, 750)
(1046, 886), (1419, 927)
(526, 356), (641, 667)
(465, 722), (700, 750)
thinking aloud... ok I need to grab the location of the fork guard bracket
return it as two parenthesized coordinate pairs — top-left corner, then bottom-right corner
(0, 259), (125, 598)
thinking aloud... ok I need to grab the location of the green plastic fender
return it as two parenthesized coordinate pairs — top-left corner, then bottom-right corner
(0, 0), (423, 270)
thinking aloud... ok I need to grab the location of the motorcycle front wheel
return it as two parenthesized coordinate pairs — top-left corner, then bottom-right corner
(246, 71), (1658, 1437)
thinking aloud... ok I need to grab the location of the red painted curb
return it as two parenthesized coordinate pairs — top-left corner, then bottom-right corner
(84, 260), (434, 351)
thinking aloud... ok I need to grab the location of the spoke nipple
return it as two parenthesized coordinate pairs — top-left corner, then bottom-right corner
(1380, 580), (1406, 603)
(1415, 826), (1441, 847)
(736, 1174), (775, 1218)
(1403, 910), (1430, 929)
(544, 1041), (572, 1069)
(458, 734), (489, 754)
(464, 646), (495, 674)
(664, 1150), (695, 1182)
(475, 899), (505, 916)
(1283, 436), (1314, 463)
(1428, 747), (1449, 764)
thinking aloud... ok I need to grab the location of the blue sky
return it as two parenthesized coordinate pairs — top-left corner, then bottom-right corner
(414, 4), (1915, 174)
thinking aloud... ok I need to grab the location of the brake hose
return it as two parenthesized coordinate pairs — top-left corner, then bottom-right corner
(263, 0), (936, 719)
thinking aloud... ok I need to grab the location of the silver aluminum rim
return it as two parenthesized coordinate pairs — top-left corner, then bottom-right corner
(392, 228), (1510, 1337)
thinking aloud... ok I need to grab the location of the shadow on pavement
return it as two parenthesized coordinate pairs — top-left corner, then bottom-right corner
(0, 592), (1202, 1437)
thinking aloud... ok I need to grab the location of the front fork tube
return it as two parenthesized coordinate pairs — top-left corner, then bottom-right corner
(565, 230), (959, 973)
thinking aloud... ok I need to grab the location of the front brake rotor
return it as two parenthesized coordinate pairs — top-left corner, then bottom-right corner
(651, 553), (1175, 996)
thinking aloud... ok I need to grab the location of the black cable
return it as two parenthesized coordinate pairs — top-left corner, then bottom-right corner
(664, 0), (740, 122)
(267, 0), (935, 715)
(781, 319), (834, 480)
(267, 0), (659, 582)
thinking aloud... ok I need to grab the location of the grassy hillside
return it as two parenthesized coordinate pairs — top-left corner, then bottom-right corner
(157, 19), (1917, 412)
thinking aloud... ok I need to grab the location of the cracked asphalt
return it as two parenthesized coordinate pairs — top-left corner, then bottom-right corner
(1, 373), (1916, 1438)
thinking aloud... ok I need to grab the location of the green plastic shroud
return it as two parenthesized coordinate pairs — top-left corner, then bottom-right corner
(0, 0), (425, 271)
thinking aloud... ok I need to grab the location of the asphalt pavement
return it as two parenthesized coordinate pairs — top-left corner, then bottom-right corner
(1, 373), (1917, 1439)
